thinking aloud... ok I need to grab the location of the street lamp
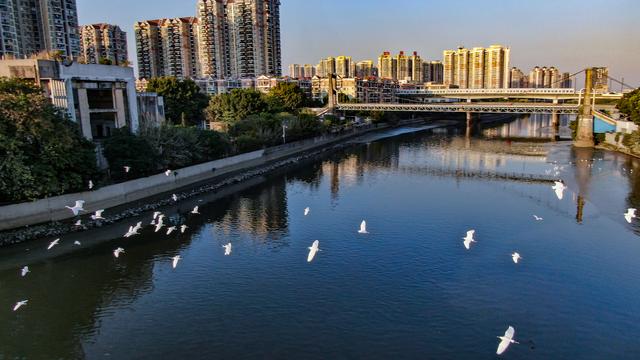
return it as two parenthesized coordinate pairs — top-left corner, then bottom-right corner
(282, 121), (288, 144)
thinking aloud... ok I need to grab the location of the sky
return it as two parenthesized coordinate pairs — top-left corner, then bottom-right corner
(76, 0), (640, 87)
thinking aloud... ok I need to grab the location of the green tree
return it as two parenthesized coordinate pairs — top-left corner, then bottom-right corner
(266, 82), (306, 113)
(0, 78), (97, 202)
(147, 77), (209, 126)
(205, 88), (268, 125)
(617, 88), (640, 124)
(103, 128), (158, 180)
(98, 57), (113, 65)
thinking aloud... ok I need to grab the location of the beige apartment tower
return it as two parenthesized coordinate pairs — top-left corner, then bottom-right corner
(79, 24), (128, 65)
(443, 45), (510, 88)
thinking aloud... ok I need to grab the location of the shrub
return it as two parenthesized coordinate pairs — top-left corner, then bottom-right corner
(103, 128), (158, 180)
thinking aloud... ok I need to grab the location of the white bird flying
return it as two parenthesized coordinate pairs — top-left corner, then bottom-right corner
(113, 247), (125, 258)
(154, 220), (165, 233)
(13, 300), (28, 312)
(307, 240), (321, 263)
(74, 241), (81, 246)
(124, 222), (142, 238)
(172, 194), (178, 202)
(512, 252), (522, 264)
(74, 219), (82, 226)
(88, 180), (94, 190)
(165, 169), (172, 177)
(166, 226), (177, 235)
(124, 166), (131, 173)
(533, 215), (543, 221)
(304, 207), (311, 216)
(463, 230), (476, 250)
(551, 181), (567, 200)
(191, 206), (200, 215)
(180, 225), (188, 233)
(172, 255), (181, 269)
(21, 266), (29, 277)
(496, 326), (519, 355)
(65, 200), (85, 216)
(358, 220), (368, 234)
(153, 212), (162, 220)
(91, 210), (105, 220)
(223, 243), (232, 256)
(47, 238), (60, 250)
(624, 208), (637, 223)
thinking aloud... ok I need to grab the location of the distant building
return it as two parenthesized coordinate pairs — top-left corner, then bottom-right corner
(528, 66), (563, 88)
(356, 78), (398, 103)
(79, 24), (128, 66)
(0, 0), (80, 59)
(423, 61), (443, 83)
(443, 45), (510, 88)
(509, 67), (527, 88)
(335, 56), (353, 78)
(409, 52), (422, 84)
(316, 57), (336, 78)
(355, 60), (375, 78)
(0, 59), (139, 140)
(289, 64), (304, 79)
(592, 67), (609, 92)
(560, 72), (572, 89)
(303, 64), (316, 78)
(378, 51), (397, 80)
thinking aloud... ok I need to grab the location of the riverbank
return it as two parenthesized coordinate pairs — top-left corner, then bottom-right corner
(0, 119), (447, 246)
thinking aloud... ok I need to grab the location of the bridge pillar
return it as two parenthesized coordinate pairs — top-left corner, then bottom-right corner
(574, 68), (595, 148)
(551, 111), (560, 140)
(327, 73), (337, 109)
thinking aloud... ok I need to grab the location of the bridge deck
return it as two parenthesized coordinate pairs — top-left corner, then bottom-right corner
(336, 102), (580, 114)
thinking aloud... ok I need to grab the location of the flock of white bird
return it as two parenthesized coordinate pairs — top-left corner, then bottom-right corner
(10, 162), (639, 356)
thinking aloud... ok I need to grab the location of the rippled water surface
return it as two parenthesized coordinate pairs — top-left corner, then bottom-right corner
(2, 116), (640, 359)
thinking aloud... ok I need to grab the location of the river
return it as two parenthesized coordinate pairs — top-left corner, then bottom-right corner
(1, 114), (639, 359)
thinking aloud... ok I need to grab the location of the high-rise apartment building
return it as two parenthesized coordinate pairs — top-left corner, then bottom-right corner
(0, 0), (79, 59)
(303, 64), (315, 78)
(378, 51), (397, 80)
(335, 56), (352, 78)
(134, 18), (199, 80)
(423, 61), (443, 83)
(355, 60), (375, 78)
(592, 67), (609, 92)
(560, 72), (572, 89)
(135, 0), (281, 80)
(79, 24), (128, 65)
(443, 45), (510, 88)
(528, 66), (563, 88)
(409, 51), (422, 83)
(396, 51), (410, 81)
(509, 67), (527, 88)
(289, 63), (305, 79)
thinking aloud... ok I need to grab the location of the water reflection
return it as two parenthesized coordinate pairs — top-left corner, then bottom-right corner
(1, 121), (640, 359)
(481, 114), (574, 140)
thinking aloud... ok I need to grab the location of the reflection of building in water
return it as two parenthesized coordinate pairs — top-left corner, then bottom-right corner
(216, 178), (289, 241)
(482, 114), (574, 139)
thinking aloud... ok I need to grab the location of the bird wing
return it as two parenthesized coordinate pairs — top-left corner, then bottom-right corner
(75, 201), (83, 208)
(496, 338), (511, 355)
(504, 326), (515, 339)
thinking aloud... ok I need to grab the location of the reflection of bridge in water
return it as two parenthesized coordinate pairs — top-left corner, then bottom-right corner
(397, 165), (557, 184)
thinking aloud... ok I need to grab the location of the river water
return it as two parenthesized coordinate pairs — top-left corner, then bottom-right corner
(1, 115), (640, 359)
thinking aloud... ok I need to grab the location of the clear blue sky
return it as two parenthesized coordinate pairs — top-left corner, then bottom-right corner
(76, 0), (640, 86)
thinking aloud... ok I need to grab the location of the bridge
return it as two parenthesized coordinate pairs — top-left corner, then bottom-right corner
(394, 87), (624, 101)
(335, 102), (580, 114)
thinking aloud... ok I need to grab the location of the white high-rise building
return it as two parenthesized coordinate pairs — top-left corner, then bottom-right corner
(443, 45), (510, 88)
(79, 24), (128, 65)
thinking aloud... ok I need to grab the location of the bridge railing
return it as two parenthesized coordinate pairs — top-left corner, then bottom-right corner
(396, 88), (578, 95)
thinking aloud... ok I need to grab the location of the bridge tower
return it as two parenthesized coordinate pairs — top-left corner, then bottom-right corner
(574, 68), (595, 148)
(327, 73), (337, 109)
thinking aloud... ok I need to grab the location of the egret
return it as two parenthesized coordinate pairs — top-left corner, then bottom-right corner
(166, 226), (177, 235)
(165, 169), (172, 177)
(512, 252), (522, 264)
(551, 181), (567, 200)
(304, 207), (311, 216)
(307, 240), (321, 262)
(533, 215), (543, 221)
(74, 219), (82, 226)
(153, 212), (161, 220)
(191, 206), (200, 215)
(154, 220), (165, 233)
(358, 220), (368, 234)
(13, 300), (28, 312)
(172, 194), (178, 202)
(223, 243), (232, 256)
(91, 210), (105, 220)
(172, 255), (181, 269)
(65, 200), (85, 216)
(624, 208), (637, 223)
(113, 247), (125, 258)
(21, 266), (29, 277)
(124, 166), (131, 173)
(463, 230), (476, 250)
(74, 241), (81, 246)
(180, 225), (188, 233)
(88, 180), (94, 190)
(47, 238), (60, 250)
(124, 223), (141, 238)
(496, 326), (519, 355)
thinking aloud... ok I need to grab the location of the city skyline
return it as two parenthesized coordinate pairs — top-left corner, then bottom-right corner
(75, 0), (640, 86)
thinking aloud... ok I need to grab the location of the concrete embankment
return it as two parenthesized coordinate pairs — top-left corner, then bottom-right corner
(3, 122), (443, 244)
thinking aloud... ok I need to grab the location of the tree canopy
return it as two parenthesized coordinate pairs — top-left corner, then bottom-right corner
(0, 78), (97, 203)
(147, 77), (209, 126)
(265, 82), (306, 113)
(617, 88), (640, 125)
(205, 88), (268, 125)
